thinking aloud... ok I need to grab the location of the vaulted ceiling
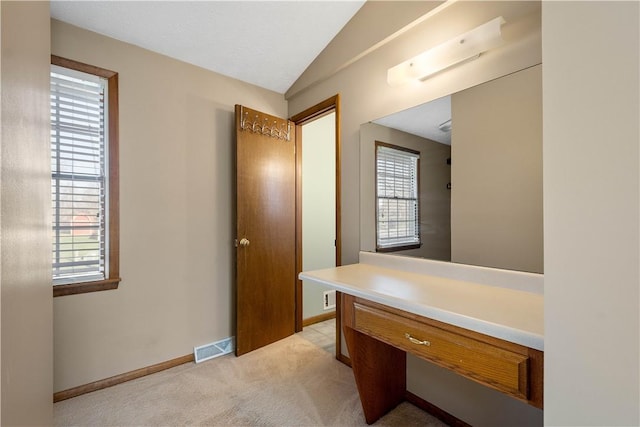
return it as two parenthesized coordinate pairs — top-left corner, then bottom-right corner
(50, 1), (366, 94)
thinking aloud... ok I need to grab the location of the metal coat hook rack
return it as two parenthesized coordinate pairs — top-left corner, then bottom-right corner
(239, 106), (291, 141)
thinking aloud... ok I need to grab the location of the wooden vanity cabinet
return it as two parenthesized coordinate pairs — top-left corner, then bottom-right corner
(341, 294), (543, 424)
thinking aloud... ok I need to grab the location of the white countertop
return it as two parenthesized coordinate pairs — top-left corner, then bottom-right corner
(299, 263), (544, 351)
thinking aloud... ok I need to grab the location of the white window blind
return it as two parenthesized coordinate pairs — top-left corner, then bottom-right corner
(376, 144), (420, 250)
(51, 65), (108, 285)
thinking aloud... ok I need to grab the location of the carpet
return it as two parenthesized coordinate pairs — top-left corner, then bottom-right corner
(54, 333), (448, 426)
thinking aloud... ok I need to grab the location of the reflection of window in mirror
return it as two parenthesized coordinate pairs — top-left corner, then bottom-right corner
(375, 141), (421, 252)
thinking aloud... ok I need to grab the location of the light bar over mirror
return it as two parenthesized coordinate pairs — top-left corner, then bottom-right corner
(387, 16), (506, 86)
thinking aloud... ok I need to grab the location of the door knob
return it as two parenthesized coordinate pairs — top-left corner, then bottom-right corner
(239, 238), (250, 247)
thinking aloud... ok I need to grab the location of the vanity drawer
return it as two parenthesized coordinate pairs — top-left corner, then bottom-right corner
(353, 302), (530, 400)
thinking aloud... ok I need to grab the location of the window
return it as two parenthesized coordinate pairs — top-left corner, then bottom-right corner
(51, 56), (120, 297)
(375, 142), (420, 251)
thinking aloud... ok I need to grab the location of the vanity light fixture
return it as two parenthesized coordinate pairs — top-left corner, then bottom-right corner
(387, 16), (506, 86)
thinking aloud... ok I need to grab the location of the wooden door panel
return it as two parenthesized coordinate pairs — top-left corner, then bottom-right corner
(235, 105), (296, 355)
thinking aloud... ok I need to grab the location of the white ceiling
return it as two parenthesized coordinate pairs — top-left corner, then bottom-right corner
(373, 95), (452, 145)
(50, 0), (365, 94)
(51, 0), (446, 141)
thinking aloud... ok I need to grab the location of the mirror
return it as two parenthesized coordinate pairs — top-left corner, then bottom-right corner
(360, 65), (543, 273)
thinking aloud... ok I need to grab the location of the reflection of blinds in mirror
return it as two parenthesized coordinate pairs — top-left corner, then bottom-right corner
(375, 143), (420, 250)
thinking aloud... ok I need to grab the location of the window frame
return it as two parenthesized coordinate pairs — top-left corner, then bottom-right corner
(51, 55), (121, 297)
(375, 141), (421, 252)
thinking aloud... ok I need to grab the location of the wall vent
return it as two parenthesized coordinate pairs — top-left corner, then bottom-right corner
(323, 290), (336, 310)
(194, 337), (235, 363)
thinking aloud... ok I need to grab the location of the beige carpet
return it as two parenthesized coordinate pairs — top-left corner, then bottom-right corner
(54, 333), (448, 426)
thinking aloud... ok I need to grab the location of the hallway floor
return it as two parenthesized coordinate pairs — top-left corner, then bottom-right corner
(298, 317), (336, 355)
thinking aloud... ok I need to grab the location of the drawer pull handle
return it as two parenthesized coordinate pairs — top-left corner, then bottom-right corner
(405, 333), (430, 346)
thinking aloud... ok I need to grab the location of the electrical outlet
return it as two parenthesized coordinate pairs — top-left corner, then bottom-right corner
(323, 290), (336, 310)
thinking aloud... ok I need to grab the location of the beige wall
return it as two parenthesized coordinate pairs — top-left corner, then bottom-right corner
(1, 1), (53, 425)
(287, 2), (542, 425)
(51, 20), (287, 392)
(452, 64), (542, 273)
(543, 2), (639, 425)
(360, 123), (451, 261)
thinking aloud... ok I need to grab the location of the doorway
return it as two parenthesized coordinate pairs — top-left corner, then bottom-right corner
(301, 112), (336, 322)
(292, 95), (342, 356)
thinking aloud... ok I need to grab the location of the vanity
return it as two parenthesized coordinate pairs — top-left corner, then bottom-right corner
(298, 44), (544, 424)
(300, 252), (543, 424)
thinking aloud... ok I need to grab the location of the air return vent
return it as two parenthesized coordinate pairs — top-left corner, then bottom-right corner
(194, 337), (235, 363)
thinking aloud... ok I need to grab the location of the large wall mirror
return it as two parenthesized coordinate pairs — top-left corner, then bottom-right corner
(360, 64), (543, 273)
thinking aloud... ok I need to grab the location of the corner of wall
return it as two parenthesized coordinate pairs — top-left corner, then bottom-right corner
(1, 1), (53, 425)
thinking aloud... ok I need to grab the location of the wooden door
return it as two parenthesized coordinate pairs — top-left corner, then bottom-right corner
(235, 105), (296, 356)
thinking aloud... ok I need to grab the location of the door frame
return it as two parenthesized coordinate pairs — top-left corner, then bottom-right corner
(291, 95), (343, 356)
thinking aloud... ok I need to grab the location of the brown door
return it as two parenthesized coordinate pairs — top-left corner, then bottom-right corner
(235, 105), (296, 356)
